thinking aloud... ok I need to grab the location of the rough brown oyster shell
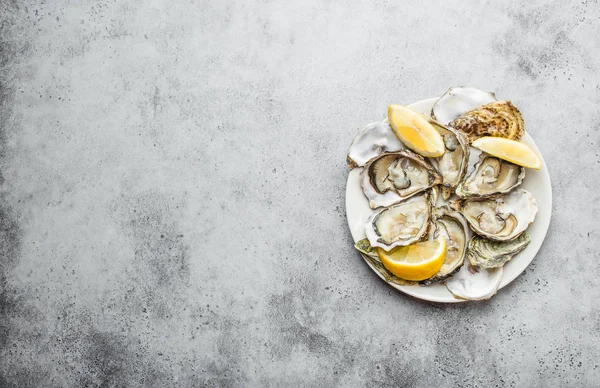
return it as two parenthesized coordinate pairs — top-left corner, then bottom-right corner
(451, 100), (524, 143)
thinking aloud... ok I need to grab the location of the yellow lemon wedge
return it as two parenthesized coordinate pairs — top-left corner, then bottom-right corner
(472, 137), (542, 169)
(376, 237), (446, 281)
(387, 104), (445, 157)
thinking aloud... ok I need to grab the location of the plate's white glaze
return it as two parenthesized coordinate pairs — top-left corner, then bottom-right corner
(345, 98), (552, 303)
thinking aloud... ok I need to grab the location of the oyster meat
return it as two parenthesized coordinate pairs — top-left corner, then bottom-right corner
(364, 192), (431, 250)
(431, 86), (497, 125)
(461, 189), (538, 241)
(468, 232), (531, 269)
(361, 150), (442, 209)
(455, 153), (525, 198)
(451, 101), (525, 143)
(446, 260), (503, 301)
(421, 207), (470, 285)
(429, 121), (470, 200)
(347, 120), (404, 168)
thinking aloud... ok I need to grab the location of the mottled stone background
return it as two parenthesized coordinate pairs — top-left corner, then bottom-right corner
(0, 0), (598, 387)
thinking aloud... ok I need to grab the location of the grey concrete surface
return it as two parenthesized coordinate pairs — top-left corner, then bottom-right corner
(0, 0), (599, 387)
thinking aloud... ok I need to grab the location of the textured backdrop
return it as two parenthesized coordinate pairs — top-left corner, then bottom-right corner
(1, 0), (599, 387)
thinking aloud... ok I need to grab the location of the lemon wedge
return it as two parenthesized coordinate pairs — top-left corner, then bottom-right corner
(387, 104), (445, 157)
(376, 237), (446, 281)
(472, 137), (542, 169)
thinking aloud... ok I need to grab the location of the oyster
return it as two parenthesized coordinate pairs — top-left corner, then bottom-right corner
(354, 238), (379, 259)
(361, 150), (442, 209)
(451, 101), (525, 143)
(354, 239), (417, 286)
(421, 207), (469, 285)
(364, 192), (431, 250)
(429, 121), (470, 200)
(431, 86), (497, 125)
(446, 260), (503, 301)
(468, 232), (531, 269)
(347, 120), (404, 168)
(461, 189), (537, 241)
(455, 153), (525, 198)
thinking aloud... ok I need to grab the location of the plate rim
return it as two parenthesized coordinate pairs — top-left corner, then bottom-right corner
(345, 97), (553, 303)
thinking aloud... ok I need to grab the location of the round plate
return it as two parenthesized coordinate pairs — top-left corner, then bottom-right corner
(345, 98), (552, 303)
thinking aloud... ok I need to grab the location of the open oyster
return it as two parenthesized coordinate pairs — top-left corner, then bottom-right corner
(361, 150), (442, 208)
(468, 232), (531, 269)
(431, 86), (497, 125)
(421, 207), (469, 285)
(347, 120), (404, 168)
(451, 101), (524, 143)
(364, 192), (431, 250)
(455, 153), (525, 198)
(446, 260), (503, 301)
(429, 121), (470, 200)
(461, 189), (537, 241)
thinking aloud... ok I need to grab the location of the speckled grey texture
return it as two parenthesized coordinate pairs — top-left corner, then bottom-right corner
(0, 0), (598, 387)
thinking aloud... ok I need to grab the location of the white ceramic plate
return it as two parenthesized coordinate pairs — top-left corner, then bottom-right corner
(345, 98), (552, 303)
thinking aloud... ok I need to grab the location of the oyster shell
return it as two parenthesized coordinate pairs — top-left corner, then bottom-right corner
(461, 189), (538, 241)
(431, 86), (497, 125)
(451, 101), (525, 143)
(347, 120), (404, 168)
(361, 150), (442, 209)
(446, 260), (503, 301)
(354, 238), (378, 259)
(354, 239), (417, 286)
(429, 121), (470, 200)
(468, 232), (531, 269)
(455, 153), (525, 198)
(421, 207), (469, 285)
(364, 192), (431, 250)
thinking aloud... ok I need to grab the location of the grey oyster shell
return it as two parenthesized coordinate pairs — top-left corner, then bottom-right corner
(455, 153), (525, 198)
(461, 189), (538, 241)
(364, 192), (432, 250)
(468, 232), (531, 269)
(446, 260), (503, 301)
(347, 120), (404, 168)
(420, 207), (470, 285)
(361, 150), (442, 209)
